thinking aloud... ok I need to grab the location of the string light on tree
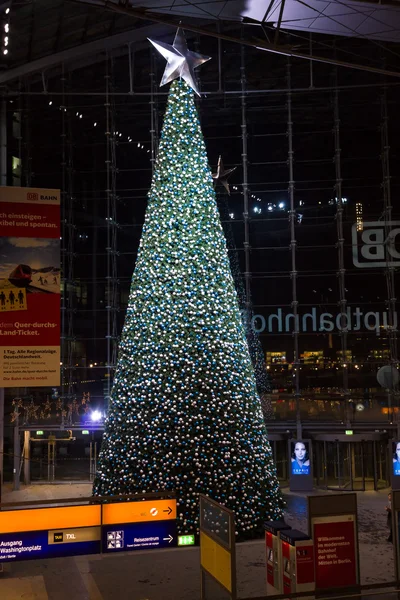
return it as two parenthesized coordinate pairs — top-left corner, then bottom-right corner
(93, 32), (283, 538)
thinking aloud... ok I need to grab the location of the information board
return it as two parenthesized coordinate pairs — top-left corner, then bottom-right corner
(312, 515), (357, 588)
(308, 493), (359, 592)
(103, 519), (177, 553)
(0, 505), (101, 563)
(0, 497), (177, 563)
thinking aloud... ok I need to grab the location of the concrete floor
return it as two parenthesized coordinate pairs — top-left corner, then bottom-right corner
(0, 484), (396, 599)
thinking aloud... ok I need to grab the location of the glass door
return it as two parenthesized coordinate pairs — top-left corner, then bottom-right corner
(314, 441), (327, 487)
(271, 440), (288, 485)
(375, 440), (390, 489)
(338, 442), (352, 489)
(351, 442), (365, 491)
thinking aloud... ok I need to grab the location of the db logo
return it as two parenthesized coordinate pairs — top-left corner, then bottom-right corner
(352, 221), (400, 268)
(27, 192), (39, 201)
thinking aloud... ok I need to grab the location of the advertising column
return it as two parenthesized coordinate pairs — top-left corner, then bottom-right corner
(0, 187), (60, 387)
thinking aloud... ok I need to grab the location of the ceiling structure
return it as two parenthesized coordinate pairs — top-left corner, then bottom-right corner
(1, 0), (400, 86)
(102, 0), (400, 42)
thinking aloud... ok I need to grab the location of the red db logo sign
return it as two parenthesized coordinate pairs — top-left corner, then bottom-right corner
(27, 192), (39, 201)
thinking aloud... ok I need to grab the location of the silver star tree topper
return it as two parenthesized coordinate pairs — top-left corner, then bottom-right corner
(148, 28), (211, 97)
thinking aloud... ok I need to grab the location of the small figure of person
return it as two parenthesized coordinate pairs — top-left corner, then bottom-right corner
(39, 276), (44, 285)
(0, 291), (5, 307)
(44, 278), (48, 285)
(8, 290), (15, 306)
(53, 276), (57, 284)
(393, 442), (400, 476)
(386, 492), (393, 543)
(291, 441), (310, 475)
(18, 289), (24, 305)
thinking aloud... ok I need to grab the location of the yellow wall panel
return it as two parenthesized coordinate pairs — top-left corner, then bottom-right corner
(200, 531), (232, 593)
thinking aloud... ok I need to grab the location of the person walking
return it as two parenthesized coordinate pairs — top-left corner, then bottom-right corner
(386, 492), (393, 543)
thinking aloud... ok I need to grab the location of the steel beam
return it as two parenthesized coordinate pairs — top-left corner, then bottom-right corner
(0, 24), (169, 85)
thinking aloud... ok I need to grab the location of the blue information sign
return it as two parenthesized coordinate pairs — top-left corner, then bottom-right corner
(102, 520), (177, 553)
(0, 528), (101, 563)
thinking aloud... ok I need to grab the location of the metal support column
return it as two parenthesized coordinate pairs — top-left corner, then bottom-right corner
(0, 388), (4, 493)
(240, 44), (251, 331)
(380, 86), (399, 428)
(60, 65), (75, 421)
(23, 81), (32, 187)
(0, 99), (5, 497)
(105, 53), (118, 409)
(287, 60), (301, 439)
(0, 98), (6, 185)
(150, 49), (158, 174)
(23, 430), (30, 485)
(333, 77), (350, 424)
(13, 410), (20, 491)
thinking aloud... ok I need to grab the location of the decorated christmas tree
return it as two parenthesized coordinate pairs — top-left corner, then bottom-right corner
(213, 173), (273, 420)
(93, 31), (283, 537)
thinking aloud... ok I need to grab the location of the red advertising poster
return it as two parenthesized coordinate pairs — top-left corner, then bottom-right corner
(296, 543), (315, 584)
(0, 187), (60, 387)
(313, 516), (358, 589)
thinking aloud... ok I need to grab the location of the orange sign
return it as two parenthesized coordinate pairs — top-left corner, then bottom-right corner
(0, 505), (101, 534)
(102, 499), (176, 525)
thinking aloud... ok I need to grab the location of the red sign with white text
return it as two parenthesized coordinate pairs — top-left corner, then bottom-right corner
(313, 517), (357, 589)
(0, 187), (60, 387)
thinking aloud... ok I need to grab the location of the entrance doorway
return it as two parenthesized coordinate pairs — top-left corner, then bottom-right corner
(270, 437), (289, 485)
(314, 436), (389, 491)
(26, 432), (98, 484)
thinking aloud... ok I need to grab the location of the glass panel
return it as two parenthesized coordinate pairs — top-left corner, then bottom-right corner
(272, 440), (288, 484)
(200, 497), (231, 548)
(313, 441), (326, 487)
(376, 440), (389, 490)
(362, 441), (376, 491)
(30, 440), (48, 482)
(325, 441), (341, 488)
(54, 439), (91, 481)
(338, 442), (352, 490)
(352, 442), (365, 491)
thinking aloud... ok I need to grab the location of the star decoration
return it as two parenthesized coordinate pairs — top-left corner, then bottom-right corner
(212, 155), (237, 195)
(148, 28), (211, 97)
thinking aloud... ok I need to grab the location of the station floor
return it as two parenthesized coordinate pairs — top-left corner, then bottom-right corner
(0, 483), (394, 599)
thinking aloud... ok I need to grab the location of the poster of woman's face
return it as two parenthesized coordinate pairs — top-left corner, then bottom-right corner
(291, 441), (310, 475)
(393, 441), (400, 476)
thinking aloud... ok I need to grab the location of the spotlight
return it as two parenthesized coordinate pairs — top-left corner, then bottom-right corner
(278, 202), (285, 209)
(91, 410), (102, 422)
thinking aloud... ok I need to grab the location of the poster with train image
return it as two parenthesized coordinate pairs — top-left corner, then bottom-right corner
(0, 237), (60, 313)
(0, 187), (60, 387)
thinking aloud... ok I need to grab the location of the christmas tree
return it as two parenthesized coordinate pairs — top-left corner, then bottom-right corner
(215, 184), (274, 420)
(93, 72), (283, 537)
